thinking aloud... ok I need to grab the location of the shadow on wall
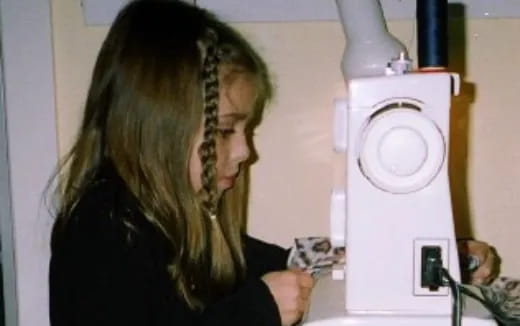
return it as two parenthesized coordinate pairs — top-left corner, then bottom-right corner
(447, 3), (476, 239)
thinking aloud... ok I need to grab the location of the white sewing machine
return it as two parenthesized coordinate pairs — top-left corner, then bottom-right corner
(304, 1), (497, 325)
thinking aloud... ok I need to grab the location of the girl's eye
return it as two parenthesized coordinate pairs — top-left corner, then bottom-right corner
(218, 129), (235, 138)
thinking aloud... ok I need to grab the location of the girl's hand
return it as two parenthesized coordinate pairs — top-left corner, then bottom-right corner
(261, 269), (314, 326)
(459, 239), (500, 285)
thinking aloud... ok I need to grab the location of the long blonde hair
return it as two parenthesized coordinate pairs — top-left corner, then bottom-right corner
(52, 0), (272, 309)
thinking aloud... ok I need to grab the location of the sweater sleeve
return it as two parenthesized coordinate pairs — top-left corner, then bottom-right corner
(199, 235), (290, 325)
(243, 235), (291, 278)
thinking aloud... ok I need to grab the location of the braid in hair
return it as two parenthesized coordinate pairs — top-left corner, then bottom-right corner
(199, 29), (220, 220)
(198, 29), (236, 293)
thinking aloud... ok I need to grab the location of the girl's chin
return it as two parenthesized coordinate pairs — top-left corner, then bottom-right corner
(193, 178), (235, 196)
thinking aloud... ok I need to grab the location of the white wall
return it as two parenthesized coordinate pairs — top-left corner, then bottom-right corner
(0, 1), (57, 326)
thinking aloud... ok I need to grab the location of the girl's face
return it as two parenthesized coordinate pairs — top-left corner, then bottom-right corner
(189, 71), (257, 195)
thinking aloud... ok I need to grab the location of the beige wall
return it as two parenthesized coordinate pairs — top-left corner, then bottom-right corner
(51, 0), (520, 276)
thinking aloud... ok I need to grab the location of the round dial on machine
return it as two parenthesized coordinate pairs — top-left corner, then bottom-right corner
(358, 103), (446, 194)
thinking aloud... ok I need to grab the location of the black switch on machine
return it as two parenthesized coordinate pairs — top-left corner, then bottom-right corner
(421, 246), (443, 291)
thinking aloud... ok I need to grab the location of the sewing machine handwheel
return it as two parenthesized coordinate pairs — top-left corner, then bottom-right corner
(358, 107), (445, 194)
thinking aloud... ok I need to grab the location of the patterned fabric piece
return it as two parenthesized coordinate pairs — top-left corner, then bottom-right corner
(478, 277), (520, 324)
(286, 237), (345, 276)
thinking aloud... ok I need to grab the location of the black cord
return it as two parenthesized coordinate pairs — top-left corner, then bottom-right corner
(441, 268), (462, 326)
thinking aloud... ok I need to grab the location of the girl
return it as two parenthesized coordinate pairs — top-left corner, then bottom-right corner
(49, 1), (498, 325)
(49, 1), (312, 325)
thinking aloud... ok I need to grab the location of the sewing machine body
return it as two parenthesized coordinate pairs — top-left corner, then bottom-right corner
(343, 73), (459, 313)
(305, 70), (497, 326)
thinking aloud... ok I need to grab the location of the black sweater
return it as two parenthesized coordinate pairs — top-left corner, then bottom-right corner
(49, 167), (289, 326)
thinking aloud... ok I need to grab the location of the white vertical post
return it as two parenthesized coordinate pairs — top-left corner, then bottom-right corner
(0, 0), (58, 325)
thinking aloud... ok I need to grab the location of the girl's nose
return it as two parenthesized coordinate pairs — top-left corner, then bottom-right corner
(232, 133), (250, 164)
